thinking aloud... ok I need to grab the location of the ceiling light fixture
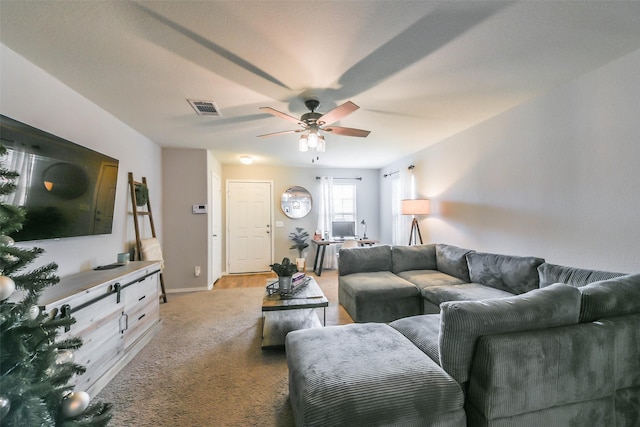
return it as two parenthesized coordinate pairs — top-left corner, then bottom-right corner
(299, 135), (308, 152)
(240, 155), (253, 165)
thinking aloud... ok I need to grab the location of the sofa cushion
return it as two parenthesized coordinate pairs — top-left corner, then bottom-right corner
(338, 244), (392, 276)
(466, 251), (545, 294)
(339, 271), (421, 322)
(538, 262), (626, 288)
(286, 323), (466, 427)
(421, 283), (514, 307)
(438, 283), (581, 384)
(579, 273), (640, 322)
(389, 314), (441, 364)
(436, 244), (474, 282)
(397, 270), (467, 290)
(391, 244), (437, 273)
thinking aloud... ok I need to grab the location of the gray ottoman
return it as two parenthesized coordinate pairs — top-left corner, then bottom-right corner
(285, 323), (466, 427)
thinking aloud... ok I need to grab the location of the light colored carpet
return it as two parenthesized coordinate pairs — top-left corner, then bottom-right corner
(96, 272), (349, 426)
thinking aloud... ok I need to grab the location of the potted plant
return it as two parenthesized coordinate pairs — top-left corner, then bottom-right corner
(270, 257), (299, 293)
(289, 227), (309, 271)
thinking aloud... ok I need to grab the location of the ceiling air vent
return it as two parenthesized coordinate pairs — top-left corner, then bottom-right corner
(187, 99), (222, 117)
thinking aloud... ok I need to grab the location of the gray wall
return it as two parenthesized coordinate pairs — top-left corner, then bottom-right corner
(0, 44), (162, 277)
(380, 48), (640, 273)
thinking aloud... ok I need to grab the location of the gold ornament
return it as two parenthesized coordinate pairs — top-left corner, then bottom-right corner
(0, 276), (16, 301)
(61, 391), (90, 418)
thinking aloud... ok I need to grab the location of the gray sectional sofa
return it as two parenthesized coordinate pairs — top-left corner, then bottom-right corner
(285, 243), (640, 426)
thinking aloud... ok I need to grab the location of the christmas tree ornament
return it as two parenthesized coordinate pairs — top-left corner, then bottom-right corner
(0, 275), (16, 300)
(0, 235), (15, 246)
(0, 396), (10, 421)
(61, 391), (90, 418)
(27, 304), (41, 320)
(55, 349), (74, 364)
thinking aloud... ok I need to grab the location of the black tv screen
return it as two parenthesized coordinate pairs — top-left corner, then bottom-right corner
(0, 114), (119, 242)
(332, 221), (356, 239)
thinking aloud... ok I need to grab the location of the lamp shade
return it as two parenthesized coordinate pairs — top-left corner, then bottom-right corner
(401, 199), (430, 215)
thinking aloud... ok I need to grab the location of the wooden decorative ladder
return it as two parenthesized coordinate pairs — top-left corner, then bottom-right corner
(128, 172), (168, 303)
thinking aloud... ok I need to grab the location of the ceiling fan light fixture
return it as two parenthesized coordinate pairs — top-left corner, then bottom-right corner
(307, 132), (318, 148)
(299, 135), (308, 152)
(316, 135), (326, 152)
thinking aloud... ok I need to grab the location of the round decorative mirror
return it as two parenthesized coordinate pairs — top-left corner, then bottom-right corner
(281, 186), (312, 219)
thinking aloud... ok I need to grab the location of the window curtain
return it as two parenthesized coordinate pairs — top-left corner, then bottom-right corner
(392, 166), (413, 245)
(317, 176), (337, 269)
(2, 146), (34, 206)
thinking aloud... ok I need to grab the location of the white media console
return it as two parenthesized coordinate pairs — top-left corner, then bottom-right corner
(38, 261), (162, 397)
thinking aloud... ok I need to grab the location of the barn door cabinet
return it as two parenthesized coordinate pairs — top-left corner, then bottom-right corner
(38, 261), (162, 397)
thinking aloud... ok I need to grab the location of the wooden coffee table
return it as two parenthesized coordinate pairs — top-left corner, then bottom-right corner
(261, 277), (328, 348)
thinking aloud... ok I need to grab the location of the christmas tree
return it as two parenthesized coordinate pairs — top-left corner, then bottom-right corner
(0, 145), (112, 426)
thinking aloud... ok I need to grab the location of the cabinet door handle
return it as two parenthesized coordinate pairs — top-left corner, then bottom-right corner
(120, 313), (129, 333)
(138, 295), (146, 302)
(61, 304), (72, 332)
(114, 283), (122, 303)
(138, 313), (146, 321)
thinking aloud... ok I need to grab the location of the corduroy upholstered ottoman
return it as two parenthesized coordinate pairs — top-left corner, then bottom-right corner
(285, 323), (466, 427)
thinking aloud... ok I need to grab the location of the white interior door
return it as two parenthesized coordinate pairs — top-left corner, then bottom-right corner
(210, 172), (222, 286)
(227, 181), (272, 274)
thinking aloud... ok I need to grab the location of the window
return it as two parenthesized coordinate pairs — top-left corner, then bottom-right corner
(331, 183), (356, 222)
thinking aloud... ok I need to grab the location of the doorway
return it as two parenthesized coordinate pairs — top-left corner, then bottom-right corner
(209, 172), (222, 287)
(226, 180), (273, 274)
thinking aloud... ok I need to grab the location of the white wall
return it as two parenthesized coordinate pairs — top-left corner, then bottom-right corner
(381, 49), (640, 273)
(0, 44), (162, 277)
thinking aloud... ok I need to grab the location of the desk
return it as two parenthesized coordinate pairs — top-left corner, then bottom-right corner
(311, 239), (378, 276)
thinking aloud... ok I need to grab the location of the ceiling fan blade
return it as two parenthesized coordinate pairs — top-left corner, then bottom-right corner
(257, 129), (302, 138)
(259, 107), (305, 126)
(317, 101), (359, 126)
(323, 126), (371, 138)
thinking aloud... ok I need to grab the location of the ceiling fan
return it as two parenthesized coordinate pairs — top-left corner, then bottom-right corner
(258, 99), (371, 152)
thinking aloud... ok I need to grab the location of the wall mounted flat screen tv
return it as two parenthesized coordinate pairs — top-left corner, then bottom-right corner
(0, 114), (119, 242)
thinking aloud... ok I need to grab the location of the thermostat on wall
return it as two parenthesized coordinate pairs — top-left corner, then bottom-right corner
(192, 204), (207, 214)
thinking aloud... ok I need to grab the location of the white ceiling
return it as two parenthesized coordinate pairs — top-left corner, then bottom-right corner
(2, 1), (640, 169)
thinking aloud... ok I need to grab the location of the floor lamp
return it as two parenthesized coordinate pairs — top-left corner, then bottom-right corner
(402, 199), (430, 245)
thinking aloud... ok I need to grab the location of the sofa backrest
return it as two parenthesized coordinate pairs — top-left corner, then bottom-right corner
(435, 244), (474, 282)
(537, 262), (626, 288)
(466, 320), (616, 422)
(338, 245), (392, 276)
(578, 273), (640, 322)
(391, 244), (437, 273)
(438, 283), (581, 384)
(466, 252), (545, 295)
